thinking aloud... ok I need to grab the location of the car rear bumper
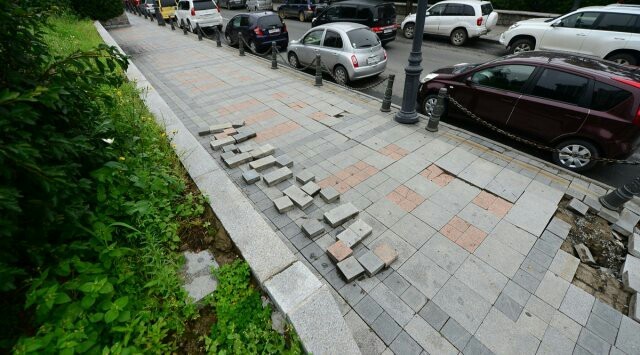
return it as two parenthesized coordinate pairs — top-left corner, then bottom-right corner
(468, 27), (488, 38)
(376, 29), (397, 43)
(352, 60), (387, 80)
(255, 37), (289, 50)
(192, 17), (223, 27)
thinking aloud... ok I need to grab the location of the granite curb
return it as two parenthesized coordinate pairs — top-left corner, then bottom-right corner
(94, 20), (361, 355)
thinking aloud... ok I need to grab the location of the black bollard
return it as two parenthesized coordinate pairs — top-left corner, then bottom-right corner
(196, 24), (203, 40)
(149, 8), (155, 21)
(271, 42), (278, 69)
(239, 33), (245, 56)
(143, 8), (148, 18)
(215, 27), (222, 47)
(170, 17), (175, 30)
(182, 19), (187, 35)
(380, 74), (395, 112)
(600, 177), (640, 211)
(315, 54), (322, 86)
(156, 9), (166, 26)
(426, 88), (447, 132)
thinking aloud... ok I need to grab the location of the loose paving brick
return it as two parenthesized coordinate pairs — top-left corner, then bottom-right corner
(224, 152), (252, 168)
(275, 154), (293, 168)
(232, 120), (245, 128)
(549, 250), (580, 282)
(630, 233), (640, 258)
(324, 203), (359, 227)
(301, 181), (321, 196)
(251, 144), (276, 160)
(373, 243), (398, 267)
(222, 144), (238, 153)
(559, 284), (595, 326)
(337, 256), (365, 282)
(348, 219), (373, 240)
(263, 167), (293, 187)
(621, 254), (640, 292)
(296, 170), (315, 184)
(220, 151), (235, 161)
(337, 228), (363, 248)
(249, 155), (276, 171)
(242, 169), (260, 184)
(233, 130), (256, 143)
(567, 197), (589, 216)
(575, 243), (596, 264)
(327, 240), (353, 262)
(283, 185), (313, 209)
(302, 219), (325, 239)
(209, 122), (233, 133)
(613, 209), (640, 237)
(210, 136), (236, 150)
(546, 217), (572, 240)
(274, 196), (294, 213)
(630, 293), (639, 322)
(320, 186), (340, 203)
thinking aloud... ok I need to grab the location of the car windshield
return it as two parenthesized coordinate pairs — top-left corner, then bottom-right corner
(258, 15), (281, 28)
(160, 0), (174, 6)
(452, 63), (479, 74)
(480, 3), (493, 15)
(347, 28), (380, 48)
(193, 0), (215, 10)
(377, 4), (395, 19)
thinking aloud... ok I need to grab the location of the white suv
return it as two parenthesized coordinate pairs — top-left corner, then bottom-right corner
(401, 0), (498, 46)
(500, 4), (640, 65)
(176, 0), (223, 32)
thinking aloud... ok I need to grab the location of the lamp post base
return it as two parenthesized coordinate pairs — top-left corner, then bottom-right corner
(394, 110), (419, 124)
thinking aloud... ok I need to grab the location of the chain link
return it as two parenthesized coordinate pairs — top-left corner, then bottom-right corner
(446, 95), (640, 165)
(274, 47), (318, 71)
(316, 62), (388, 90)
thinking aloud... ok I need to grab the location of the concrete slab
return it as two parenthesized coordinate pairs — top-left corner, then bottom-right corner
(264, 261), (323, 315)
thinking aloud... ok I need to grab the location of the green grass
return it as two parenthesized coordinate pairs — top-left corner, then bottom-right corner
(43, 14), (103, 57)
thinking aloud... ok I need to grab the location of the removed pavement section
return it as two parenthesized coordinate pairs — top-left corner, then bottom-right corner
(107, 14), (640, 355)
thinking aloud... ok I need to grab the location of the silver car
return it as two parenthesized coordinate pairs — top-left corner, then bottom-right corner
(246, 0), (272, 11)
(287, 23), (387, 85)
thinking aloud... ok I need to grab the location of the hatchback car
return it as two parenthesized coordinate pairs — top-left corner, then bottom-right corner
(312, 1), (397, 45)
(225, 12), (289, 53)
(401, 0), (498, 46)
(176, 0), (223, 31)
(418, 51), (640, 171)
(287, 23), (387, 85)
(246, 0), (272, 11)
(500, 4), (640, 65)
(218, 0), (245, 9)
(278, 0), (327, 22)
(157, 0), (178, 20)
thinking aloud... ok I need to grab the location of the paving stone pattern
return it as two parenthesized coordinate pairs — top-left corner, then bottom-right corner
(110, 17), (640, 354)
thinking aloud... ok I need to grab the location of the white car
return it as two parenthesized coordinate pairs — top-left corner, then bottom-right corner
(246, 0), (272, 11)
(401, 0), (498, 46)
(500, 4), (640, 66)
(176, 0), (223, 32)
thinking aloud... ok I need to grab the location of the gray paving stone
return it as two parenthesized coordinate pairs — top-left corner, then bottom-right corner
(296, 170), (315, 184)
(458, 203), (501, 233)
(598, 208), (620, 224)
(536, 271), (570, 309)
(458, 157), (503, 189)
(337, 228), (362, 248)
(338, 281), (366, 306)
(371, 312), (402, 346)
(405, 314), (459, 355)
(582, 195), (603, 214)
(383, 272), (411, 296)
(441, 317), (472, 351)
(528, 247), (553, 268)
(516, 308), (548, 340)
(559, 284), (595, 326)
(274, 154), (294, 168)
(540, 230), (564, 250)
(264, 261), (323, 315)
(505, 188), (559, 237)
(233, 130), (256, 143)
(368, 198), (407, 228)
(419, 301), (450, 331)
(411, 199), (455, 230)
(251, 144), (275, 160)
(370, 282), (415, 327)
(613, 209), (640, 237)
(622, 254), (640, 292)
(184, 275), (218, 302)
(490, 220), (537, 255)
(337, 256), (365, 282)
(629, 233), (640, 258)
(455, 255), (508, 304)
(436, 146), (478, 175)
(208, 122), (232, 133)
(549, 250), (580, 282)
(325, 203), (360, 228)
(616, 316), (640, 354)
(419, 232), (468, 274)
(485, 168), (532, 203)
(463, 337), (495, 355)
(274, 196), (294, 213)
(210, 136), (235, 150)
(629, 293), (639, 322)
(222, 144), (238, 153)
(586, 312), (618, 344)
(537, 326), (576, 355)
(354, 295), (384, 325)
(591, 299), (623, 328)
(263, 167), (293, 186)
(577, 328), (610, 355)
(401, 286), (427, 312)
(242, 169), (260, 184)
(347, 218), (373, 240)
(358, 250), (385, 276)
(550, 310), (582, 342)
(283, 185), (313, 209)
(320, 186), (340, 203)
(433, 276), (492, 333)
(224, 152), (252, 168)
(502, 280), (531, 306)
(513, 269), (542, 293)
(525, 295), (556, 323)
(494, 293), (524, 322)
(301, 181), (321, 196)
(520, 257), (547, 280)
(344, 310), (387, 355)
(249, 155), (276, 171)
(390, 330), (423, 355)
(572, 344), (590, 355)
(302, 219), (325, 239)
(567, 198), (589, 216)
(475, 308), (540, 355)
(231, 120), (245, 128)
(429, 179), (480, 214)
(475, 235), (525, 278)
(398, 251), (449, 298)
(391, 213), (436, 249)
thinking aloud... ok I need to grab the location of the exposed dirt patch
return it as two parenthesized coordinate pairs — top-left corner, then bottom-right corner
(178, 307), (217, 355)
(555, 198), (631, 314)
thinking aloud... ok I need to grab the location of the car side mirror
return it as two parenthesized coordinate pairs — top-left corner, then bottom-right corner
(551, 21), (562, 28)
(425, 11), (430, 16)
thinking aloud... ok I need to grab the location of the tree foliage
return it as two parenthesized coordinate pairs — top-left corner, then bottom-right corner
(70, 0), (123, 21)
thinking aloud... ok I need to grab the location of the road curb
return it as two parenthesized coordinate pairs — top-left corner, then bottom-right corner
(94, 19), (361, 355)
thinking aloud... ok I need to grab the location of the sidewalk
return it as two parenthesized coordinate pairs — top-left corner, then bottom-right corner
(109, 14), (640, 355)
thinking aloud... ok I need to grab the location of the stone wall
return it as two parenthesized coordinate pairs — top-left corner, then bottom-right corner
(100, 12), (130, 29)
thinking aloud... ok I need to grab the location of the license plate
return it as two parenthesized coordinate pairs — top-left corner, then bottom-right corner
(383, 28), (392, 33)
(367, 56), (379, 65)
(269, 29), (280, 34)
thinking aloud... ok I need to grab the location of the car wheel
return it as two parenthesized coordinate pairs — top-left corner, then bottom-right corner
(510, 38), (534, 54)
(606, 53), (637, 66)
(334, 65), (349, 85)
(288, 52), (300, 68)
(403, 23), (415, 39)
(299, 12), (305, 22)
(225, 33), (234, 45)
(279, 9), (285, 19)
(421, 94), (438, 117)
(552, 139), (599, 172)
(450, 28), (467, 46)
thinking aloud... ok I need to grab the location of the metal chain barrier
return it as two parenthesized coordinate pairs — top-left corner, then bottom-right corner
(237, 35), (273, 57)
(446, 95), (640, 165)
(320, 62), (388, 91)
(274, 47), (317, 71)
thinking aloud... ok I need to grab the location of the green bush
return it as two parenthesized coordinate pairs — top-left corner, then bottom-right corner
(70, 0), (123, 21)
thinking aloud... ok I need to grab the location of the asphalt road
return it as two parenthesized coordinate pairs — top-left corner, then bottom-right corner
(210, 9), (640, 188)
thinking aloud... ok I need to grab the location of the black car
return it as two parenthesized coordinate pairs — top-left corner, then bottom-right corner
(224, 12), (289, 53)
(218, 0), (245, 9)
(277, 0), (327, 22)
(311, 0), (397, 44)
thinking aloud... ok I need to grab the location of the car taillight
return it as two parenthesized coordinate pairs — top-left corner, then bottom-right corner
(254, 27), (264, 36)
(371, 26), (382, 33)
(191, 7), (195, 15)
(383, 50), (387, 60)
(614, 77), (640, 89)
(282, 22), (287, 32)
(351, 55), (359, 68)
(477, 17), (483, 26)
(634, 107), (640, 128)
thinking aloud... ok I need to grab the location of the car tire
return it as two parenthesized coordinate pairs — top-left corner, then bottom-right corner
(288, 52), (300, 68)
(403, 23), (415, 39)
(450, 28), (467, 46)
(299, 12), (305, 22)
(421, 94), (439, 117)
(279, 9), (285, 19)
(510, 38), (534, 54)
(552, 139), (599, 172)
(334, 65), (349, 85)
(606, 53), (637, 66)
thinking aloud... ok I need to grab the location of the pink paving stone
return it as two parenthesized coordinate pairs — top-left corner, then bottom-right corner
(373, 243), (398, 267)
(386, 191), (404, 204)
(449, 216), (471, 233)
(364, 166), (379, 176)
(473, 191), (497, 210)
(488, 198), (513, 218)
(406, 189), (425, 205)
(355, 161), (368, 170)
(336, 170), (351, 180)
(335, 182), (351, 193)
(327, 241), (353, 262)
(456, 226), (487, 253)
(395, 185), (410, 197)
(397, 199), (418, 212)
(223, 128), (237, 135)
(431, 173), (454, 187)
(214, 132), (228, 140)
(441, 224), (464, 242)
(344, 176), (362, 187)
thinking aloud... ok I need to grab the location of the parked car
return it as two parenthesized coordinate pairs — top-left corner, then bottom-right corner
(156, 0), (178, 20)
(287, 23), (387, 85)
(225, 12), (289, 53)
(218, 0), (245, 9)
(311, 1), (397, 45)
(246, 0), (272, 11)
(142, 0), (156, 15)
(176, 0), (223, 31)
(500, 4), (640, 65)
(401, 0), (498, 46)
(418, 51), (640, 171)
(277, 0), (327, 22)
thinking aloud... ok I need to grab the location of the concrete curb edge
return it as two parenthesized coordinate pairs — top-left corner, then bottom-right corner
(94, 20), (361, 355)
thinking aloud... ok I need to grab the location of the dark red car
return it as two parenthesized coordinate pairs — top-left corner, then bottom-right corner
(418, 51), (640, 172)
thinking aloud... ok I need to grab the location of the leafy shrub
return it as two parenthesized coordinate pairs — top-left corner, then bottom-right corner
(70, 0), (123, 21)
